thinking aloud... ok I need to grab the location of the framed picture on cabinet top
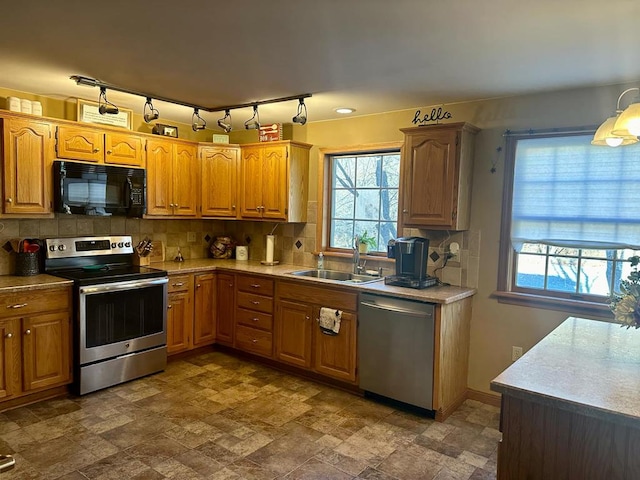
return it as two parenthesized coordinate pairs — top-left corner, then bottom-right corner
(76, 99), (133, 130)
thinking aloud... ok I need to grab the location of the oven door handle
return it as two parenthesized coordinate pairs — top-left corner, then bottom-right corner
(79, 277), (168, 295)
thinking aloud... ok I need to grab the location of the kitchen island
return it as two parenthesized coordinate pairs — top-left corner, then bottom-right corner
(491, 317), (640, 480)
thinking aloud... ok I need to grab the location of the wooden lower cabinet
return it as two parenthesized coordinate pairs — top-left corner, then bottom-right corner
(0, 286), (72, 408)
(275, 280), (358, 384)
(234, 274), (274, 358)
(216, 273), (235, 346)
(193, 273), (216, 347)
(167, 274), (193, 354)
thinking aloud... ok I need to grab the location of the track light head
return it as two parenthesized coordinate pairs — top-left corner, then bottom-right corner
(192, 108), (207, 131)
(244, 105), (260, 130)
(98, 87), (119, 115)
(143, 97), (160, 123)
(217, 109), (232, 133)
(292, 98), (308, 125)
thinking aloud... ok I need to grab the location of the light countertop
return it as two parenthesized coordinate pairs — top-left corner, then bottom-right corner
(491, 316), (640, 427)
(0, 274), (73, 293)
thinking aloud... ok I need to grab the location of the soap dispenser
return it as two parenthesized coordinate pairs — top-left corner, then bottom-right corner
(317, 252), (324, 270)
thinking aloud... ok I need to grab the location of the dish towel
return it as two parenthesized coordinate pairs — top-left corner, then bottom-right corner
(319, 307), (342, 335)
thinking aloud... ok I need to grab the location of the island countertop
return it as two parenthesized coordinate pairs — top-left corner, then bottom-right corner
(491, 316), (640, 427)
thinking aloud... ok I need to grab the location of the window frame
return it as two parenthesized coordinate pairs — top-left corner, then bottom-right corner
(317, 142), (403, 259)
(495, 129), (619, 318)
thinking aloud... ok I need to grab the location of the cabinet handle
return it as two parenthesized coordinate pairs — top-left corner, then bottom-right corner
(250, 300), (260, 305)
(307, 316), (311, 321)
(252, 317), (259, 322)
(255, 207), (261, 212)
(231, 205), (236, 209)
(402, 209), (408, 213)
(93, 148), (100, 153)
(228, 283), (233, 287)
(196, 284), (201, 288)
(24, 329), (31, 335)
(251, 339), (258, 343)
(7, 303), (27, 309)
(172, 282), (184, 287)
(250, 284), (261, 288)
(167, 304), (173, 309)
(6, 198), (12, 204)
(5, 333), (12, 339)
(107, 150), (112, 154)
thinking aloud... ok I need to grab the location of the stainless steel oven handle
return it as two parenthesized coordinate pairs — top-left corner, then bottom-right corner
(79, 277), (168, 295)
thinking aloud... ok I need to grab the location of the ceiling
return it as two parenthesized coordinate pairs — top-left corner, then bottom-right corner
(1, 0), (639, 129)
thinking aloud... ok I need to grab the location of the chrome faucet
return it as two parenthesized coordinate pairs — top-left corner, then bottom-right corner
(353, 236), (366, 274)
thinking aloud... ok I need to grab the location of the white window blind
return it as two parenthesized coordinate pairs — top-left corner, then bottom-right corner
(511, 134), (640, 251)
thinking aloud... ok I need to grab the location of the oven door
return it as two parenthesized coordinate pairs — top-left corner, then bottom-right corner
(78, 276), (168, 365)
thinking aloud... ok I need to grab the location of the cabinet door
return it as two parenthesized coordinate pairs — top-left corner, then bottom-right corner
(21, 311), (71, 392)
(105, 132), (144, 167)
(275, 300), (313, 368)
(56, 125), (103, 162)
(2, 118), (52, 214)
(172, 144), (198, 216)
(146, 139), (174, 215)
(239, 146), (264, 219)
(193, 273), (216, 347)
(0, 319), (18, 400)
(313, 309), (357, 383)
(167, 291), (192, 355)
(216, 273), (235, 346)
(261, 145), (288, 220)
(201, 146), (239, 218)
(401, 129), (458, 227)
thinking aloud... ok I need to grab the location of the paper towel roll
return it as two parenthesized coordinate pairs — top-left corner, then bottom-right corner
(266, 235), (275, 263)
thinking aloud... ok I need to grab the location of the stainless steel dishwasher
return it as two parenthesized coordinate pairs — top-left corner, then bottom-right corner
(358, 293), (435, 410)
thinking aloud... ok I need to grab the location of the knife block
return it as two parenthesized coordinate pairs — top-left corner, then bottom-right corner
(133, 254), (151, 266)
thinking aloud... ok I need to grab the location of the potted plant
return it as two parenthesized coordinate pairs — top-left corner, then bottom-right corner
(357, 230), (377, 254)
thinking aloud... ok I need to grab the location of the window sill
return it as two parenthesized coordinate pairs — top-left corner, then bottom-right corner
(316, 251), (395, 263)
(492, 290), (614, 320)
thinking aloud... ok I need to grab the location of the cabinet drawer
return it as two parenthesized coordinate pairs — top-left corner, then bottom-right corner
(235, 325), (273, 357)
(276, 281), (358, 311)
(236, 308), (273, 332)
(237, 292), (273, 314)
(168, 274), (191, 293)
(236, 275), (274, 296)
(0, 288), (70, 319)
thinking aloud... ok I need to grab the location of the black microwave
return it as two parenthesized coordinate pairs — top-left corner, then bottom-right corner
(53, 161), (146, 217)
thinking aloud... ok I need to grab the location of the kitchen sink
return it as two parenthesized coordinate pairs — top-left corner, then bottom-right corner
(289, 269), (383, 284)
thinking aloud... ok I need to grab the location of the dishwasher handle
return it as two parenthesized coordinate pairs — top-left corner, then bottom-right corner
(359, 301), (433, 318)
(0, 455), (15, 473)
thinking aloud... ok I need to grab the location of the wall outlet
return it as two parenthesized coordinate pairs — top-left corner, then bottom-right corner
(446, 242), (460, 261)
(512, 346), (523, 362)
(187, 232), (196, 243)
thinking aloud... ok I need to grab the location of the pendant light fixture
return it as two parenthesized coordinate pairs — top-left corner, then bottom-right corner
(192, 108), (207, 131)
(143, 97), (160, 123)
(292, 98), (308, 125)
(244, 105), (260, 130)
(98, 87), (119, 115)
(592, 87), (640, 147)
(217, 109), (232, 133)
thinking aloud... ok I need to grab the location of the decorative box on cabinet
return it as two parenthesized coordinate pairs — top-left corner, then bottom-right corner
(1, 116), (54, 215)
(234, 274), (274, 358)
(146, 138), (198, 217)
(56, 124), (145, 167)
(399, 122), (479, 230)
(0, 286), (72, 408)
(239, 141), (310, 222)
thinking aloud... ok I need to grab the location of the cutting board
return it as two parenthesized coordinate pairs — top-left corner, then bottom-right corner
(148, 241), (165, 263)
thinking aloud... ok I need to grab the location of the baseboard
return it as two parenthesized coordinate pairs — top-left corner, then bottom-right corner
(467, 388), (501, 408)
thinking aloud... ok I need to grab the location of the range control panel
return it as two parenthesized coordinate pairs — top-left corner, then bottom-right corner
(45, 236), (134, 259)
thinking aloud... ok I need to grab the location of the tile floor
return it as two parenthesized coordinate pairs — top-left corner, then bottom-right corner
(0, 351), (500, 479)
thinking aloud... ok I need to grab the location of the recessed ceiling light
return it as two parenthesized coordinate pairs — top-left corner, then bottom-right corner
(335, 107), (356, 114)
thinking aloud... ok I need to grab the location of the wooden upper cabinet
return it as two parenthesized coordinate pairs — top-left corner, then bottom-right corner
(239, 141), (310, 222)
(56, 125), (144, 167)
(105, 132), (144, 167)
(200, 145), (240, 218)
(146, 138), (197, 217)
(399, 123), (479, 230)
(2, 117), (53, 214)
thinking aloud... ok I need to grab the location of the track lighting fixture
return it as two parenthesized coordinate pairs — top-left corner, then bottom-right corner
(98, 87), (119, 115)
(143, 97), (160, 123)
(192, 108), (207, 131)
(244, 105), (260, 130)
(292, 98), (308, 125)
(217, 109), (232, 133)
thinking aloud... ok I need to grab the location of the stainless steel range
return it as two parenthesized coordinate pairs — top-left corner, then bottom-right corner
(44, 236), (168, 395)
